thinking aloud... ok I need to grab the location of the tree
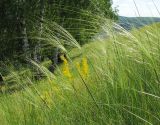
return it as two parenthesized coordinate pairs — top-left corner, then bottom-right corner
(33, 0), (45, 63)
(47, 0), (118, 44)
(0, 0), (118, 61)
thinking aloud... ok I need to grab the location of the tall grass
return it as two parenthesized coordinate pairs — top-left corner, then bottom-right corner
(0, 15), (160, 125)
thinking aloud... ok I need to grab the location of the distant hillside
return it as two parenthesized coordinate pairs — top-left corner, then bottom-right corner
(118, 16), (160, 30)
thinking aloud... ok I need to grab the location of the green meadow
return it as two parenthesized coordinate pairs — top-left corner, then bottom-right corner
(0, 22), (160, 125)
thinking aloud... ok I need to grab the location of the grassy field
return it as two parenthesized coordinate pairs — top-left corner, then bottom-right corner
(0, 23), (160, 125)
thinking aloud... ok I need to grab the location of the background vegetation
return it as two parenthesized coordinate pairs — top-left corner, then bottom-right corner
(0, 0), (117, 61)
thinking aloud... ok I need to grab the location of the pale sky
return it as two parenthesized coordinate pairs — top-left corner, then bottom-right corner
(112, 0), (160, 17)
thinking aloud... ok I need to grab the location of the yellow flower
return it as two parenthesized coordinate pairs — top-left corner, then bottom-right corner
(61, 55), (72, 79)
(75, 57), (89, 78)
(63, 64), (72, 78)
(82, 57), (89, 77)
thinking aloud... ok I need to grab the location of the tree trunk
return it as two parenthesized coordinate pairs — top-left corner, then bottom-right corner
(34, 0), (45, 63)
(33, 0), (45, 79)
(22, 18), (30, 59)
(17, 0), (30, 60)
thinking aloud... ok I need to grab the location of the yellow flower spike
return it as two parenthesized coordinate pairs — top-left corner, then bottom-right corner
(82, 57), (89, 78)
(60, 55), (72, 80)
(63, 65), (72, 78)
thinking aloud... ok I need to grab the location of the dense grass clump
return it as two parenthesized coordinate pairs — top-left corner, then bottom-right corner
(0, 23), (160, 125)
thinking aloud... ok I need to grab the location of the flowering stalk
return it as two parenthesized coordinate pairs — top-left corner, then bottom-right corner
(60, 55), (72, 80)
(76, 57), (89, 78)
(82, 58), (89, 78)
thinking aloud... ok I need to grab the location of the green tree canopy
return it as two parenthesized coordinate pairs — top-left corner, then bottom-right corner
(0, 0), (118, 60)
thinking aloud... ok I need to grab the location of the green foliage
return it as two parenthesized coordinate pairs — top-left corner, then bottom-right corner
(49, 0), (118, 44)
(0, 0), (117, 60)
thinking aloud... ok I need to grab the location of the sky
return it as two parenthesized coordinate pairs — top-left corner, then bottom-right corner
(112, 0), (160, 17)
